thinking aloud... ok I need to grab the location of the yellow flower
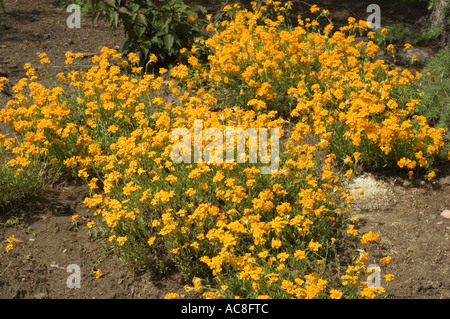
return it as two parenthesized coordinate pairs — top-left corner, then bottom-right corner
(88, 178), (98, 190)
(185, 188), (196, 197)
(149, 54), (158, 63)
(330, 289), (343, 299)
(5, 243), (14, 252)
(116, 236), (127, 246)
(6, 235), (15, 246)
(310, 4), (320, 13)
(128, 52), (140, 65)
(404, 43), (413, 50)
(271, 238), (282, 249)
(345, 169), (353, 179)
(359, 287), (385, 299)
(190, 241), (199, 249)
(57, 72), (67, 84)
(107, 125), (118, 134)
(187, 16), (196, 24)
(347, 224), (358, 236)
(294, 250), (306, 261)
(277, 263), (285, 271)
(95, 269), (103, 278)
(360, 231), (380, 245)
(147, 237), (156, 246)
(71, 214), (79, 223)
(39, 53), (50, 65)
(213, 170), (225, 182)
(379, 256), (391, 264)
(65, 51), (74, 64)
(193, 276), (203, 291)
(308, 240), (322, 252)
(86, 221), (95, 229)
(203, 291), (221, 299)
(164, 293), (180, 299)
(384, 274), (394, 282)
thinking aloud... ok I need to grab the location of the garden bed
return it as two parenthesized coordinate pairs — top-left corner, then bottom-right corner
(0, 0), (449, 299)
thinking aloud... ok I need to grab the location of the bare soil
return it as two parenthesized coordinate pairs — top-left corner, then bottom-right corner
(0, 0), (449, 299)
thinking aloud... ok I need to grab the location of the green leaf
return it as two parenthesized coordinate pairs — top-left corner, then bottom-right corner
(135, 13), (148, 27)
(118, 7), (131, 16)
(164, 34), (175, 52)
(155, 29), (167, 37)
(162, 16), (172, 32)
(151, 35), (163, 44)
(101, 0), (117, 9)
(112, 12), (119, 29)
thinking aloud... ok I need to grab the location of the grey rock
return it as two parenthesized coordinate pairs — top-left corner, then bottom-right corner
(34, 292), (48, 299)
(395, 47), (434, 68)
(441, 210), (450, 219)
(438, 176), (450, 187)
(101, 291), (117, 299)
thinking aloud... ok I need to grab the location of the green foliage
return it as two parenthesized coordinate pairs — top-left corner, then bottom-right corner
(0, 146), (48, 207)
(415, 46), (450, 131)
(384, 24), (441, 46)
(59, 0), (95, 15)
(90, 0), (209, 69)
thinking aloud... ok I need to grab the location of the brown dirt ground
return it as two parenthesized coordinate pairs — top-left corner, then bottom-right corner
(0, 0), (449, 299)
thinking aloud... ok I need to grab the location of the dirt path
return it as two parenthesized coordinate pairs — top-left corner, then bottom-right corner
(348, 168), (450, 299)
(0, 0), (449, 299)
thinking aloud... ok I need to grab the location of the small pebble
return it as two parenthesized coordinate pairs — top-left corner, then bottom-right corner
(441, 210), (450, 219)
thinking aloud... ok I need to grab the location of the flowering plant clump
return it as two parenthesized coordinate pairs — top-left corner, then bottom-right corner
(0, 1), (448, 299)
(192, 1), (449, 174)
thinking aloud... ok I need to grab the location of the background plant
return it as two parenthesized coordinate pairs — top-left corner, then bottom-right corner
(89, 0), (209, 69)
(59, 0), (96, 15)
(191, 2), (449, 176)
(414, 46), (450, 131)
(0, 139), (48, 207)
